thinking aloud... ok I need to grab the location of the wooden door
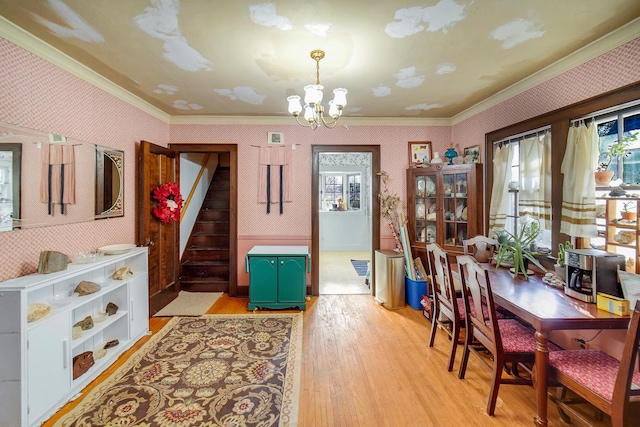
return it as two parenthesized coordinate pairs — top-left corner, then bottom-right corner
(138, 140), (180, 315)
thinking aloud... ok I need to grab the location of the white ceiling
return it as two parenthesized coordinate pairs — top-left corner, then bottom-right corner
(1, 0), (639, 121)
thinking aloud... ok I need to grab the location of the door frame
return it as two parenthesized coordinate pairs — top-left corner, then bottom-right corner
(169, 143), (239, 297)
(311, 145), (381, 296)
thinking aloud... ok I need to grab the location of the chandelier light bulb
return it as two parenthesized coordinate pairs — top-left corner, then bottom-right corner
(287, 95), (302, 115)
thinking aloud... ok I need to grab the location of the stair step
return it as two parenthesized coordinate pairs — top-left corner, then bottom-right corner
(189, 235), (229, 246)
(179, 278), (229, 293)
(202, 199), (230, 210)
(197, 210), (229, 221)
(182, 248), (229, 261)
(193, 221), (229, 234)
(180, 262), (229, 280)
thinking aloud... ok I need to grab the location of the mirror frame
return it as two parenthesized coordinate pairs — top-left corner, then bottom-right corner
(95, 146), (124, 219)
(0, 143), (21, 230)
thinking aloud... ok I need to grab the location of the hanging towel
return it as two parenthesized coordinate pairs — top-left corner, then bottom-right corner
(40, 143), (76, 215)
(258, 145), (293, 214)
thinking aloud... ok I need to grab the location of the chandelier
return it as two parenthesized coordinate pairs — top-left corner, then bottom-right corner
(287, 49), (348, 129)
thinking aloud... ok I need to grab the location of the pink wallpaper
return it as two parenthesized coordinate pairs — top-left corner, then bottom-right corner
(0, 38), (169, 281)
(452, 37), (640, 154)
(169, 124), (451, 237)
(1, 34), (640, 283)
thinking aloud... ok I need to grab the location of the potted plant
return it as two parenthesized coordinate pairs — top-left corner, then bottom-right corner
(554, 241), (573, 282)
(620, 201), (637, 222)
(495, 219), (547, 278)
(595, 133), (637, 185)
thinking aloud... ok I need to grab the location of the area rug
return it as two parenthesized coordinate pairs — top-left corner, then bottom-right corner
(153, 291), (223, 317)
(350, 259), (369, 276)
(55, 313), (303, 427)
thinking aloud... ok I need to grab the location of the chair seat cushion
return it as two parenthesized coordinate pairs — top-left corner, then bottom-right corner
(497, 319), (560, 353)
(549, 350), (640, 402)
(457, 297), (507, 320)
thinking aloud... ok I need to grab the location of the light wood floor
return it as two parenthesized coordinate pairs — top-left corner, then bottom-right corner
(43, 294), (613, 427)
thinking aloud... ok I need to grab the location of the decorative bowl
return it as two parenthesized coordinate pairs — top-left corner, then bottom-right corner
(98, 243), (136, 255)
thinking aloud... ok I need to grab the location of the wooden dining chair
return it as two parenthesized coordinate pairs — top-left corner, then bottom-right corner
(426, 243), (464, 372)
(549, 300), (640, 427)
(456, 255), (542, 416)
(463, 235), (500, 264)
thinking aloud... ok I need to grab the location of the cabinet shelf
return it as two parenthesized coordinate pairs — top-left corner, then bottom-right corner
(0, 247), (149, 427)
(595, 195), (640, 274)
(71, 310), (128, 351)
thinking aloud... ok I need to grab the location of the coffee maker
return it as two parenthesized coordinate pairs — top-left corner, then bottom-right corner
(564, 248), (625, 303)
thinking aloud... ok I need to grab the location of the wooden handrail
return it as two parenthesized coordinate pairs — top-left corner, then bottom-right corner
(180, 153), (214, 221)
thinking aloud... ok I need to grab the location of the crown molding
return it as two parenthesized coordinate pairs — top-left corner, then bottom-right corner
(169, 115), (451, 126)
(451, 17), (640, 125)
(0, 16), (170, 123)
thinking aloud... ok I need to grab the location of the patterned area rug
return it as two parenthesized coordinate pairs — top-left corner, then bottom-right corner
(350, 259), (369, 276)
(55, 314), (303, 427)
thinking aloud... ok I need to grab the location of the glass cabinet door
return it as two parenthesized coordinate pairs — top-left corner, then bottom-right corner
(443, 172), (468, 248)
(414, 174), (437, 244)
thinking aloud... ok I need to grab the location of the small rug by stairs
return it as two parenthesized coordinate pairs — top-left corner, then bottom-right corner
(153, 290), (222, 317)
(54, 313), (303, 427)
(350, 259), (369, 276)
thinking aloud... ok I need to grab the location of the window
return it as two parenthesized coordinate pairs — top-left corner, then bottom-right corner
(493, 130), (552, 250)
(320, 172), (361, 211)
(596, 107), (640, 183)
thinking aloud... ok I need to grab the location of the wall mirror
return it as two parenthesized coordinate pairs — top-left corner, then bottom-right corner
(0, 121), (124, 232)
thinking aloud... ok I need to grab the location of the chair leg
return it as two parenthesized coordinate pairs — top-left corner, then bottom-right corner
(487, 354), (504, 416)
(447, 320), (460, 372)
(428, 305), (438, 348)
(555, 386), (571, 423)
(458, 327), (472, 379)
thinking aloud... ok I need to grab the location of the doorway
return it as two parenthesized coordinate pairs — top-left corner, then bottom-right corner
(311, 145), (380, 297)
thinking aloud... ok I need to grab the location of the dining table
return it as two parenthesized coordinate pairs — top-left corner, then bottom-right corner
(486, 267), (631, 426)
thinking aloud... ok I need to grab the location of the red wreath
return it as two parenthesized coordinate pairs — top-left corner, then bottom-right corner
(152, 182), (183, 223)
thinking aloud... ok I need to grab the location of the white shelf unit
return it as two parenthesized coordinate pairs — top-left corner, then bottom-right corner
(0, 247), (149, 427)
(594, 195), (639, 273)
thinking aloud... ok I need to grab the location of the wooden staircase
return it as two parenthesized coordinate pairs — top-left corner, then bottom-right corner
(180, 166), (230, 292)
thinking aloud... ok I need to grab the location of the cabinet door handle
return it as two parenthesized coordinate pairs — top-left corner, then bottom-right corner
(63, 339), (68, 369)
(280, 261), (284, 265)
(271, 260), (275, 265)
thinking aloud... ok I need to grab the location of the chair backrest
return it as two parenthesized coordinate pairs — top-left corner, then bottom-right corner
(613, 299), (640, 418)
(463, 236), (500, 264)
(426, 243), (458, 321)
(457, 255), (501, 355)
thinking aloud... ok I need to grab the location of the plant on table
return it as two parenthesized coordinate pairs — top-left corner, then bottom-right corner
(495, 218), (547, 278)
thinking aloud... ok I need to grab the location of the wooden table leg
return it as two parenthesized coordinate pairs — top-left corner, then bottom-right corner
(533, 331), (549, 427)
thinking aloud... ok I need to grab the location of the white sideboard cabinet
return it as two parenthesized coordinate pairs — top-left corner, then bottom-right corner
(0, 247), (149, 427)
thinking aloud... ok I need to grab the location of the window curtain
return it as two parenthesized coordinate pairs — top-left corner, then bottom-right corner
(488, 143), (514, 234)
(519, 132), (552, 229)
(560, 122), (599, 237)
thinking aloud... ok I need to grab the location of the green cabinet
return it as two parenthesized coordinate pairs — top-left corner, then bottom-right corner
(246, 246), (309, 310)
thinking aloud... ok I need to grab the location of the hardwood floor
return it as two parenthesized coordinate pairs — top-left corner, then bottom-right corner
(43, 294), (612, 427)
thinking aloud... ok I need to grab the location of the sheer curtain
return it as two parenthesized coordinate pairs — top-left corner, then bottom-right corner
(519, 132), (552, 229)
(488, 143), (514, 234)
(560, 122), (599, 237)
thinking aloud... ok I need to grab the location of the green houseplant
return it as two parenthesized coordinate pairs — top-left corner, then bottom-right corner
(595, 133), (637, 185)
(554, 241), (573, 282)
(495, 219), (547, 278)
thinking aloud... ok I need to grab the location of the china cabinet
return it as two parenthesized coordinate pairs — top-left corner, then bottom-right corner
(406, 164), (483, 262)
(0, 247), (149, 427)
(594, 194), (640, 273)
